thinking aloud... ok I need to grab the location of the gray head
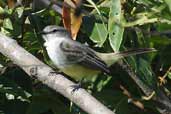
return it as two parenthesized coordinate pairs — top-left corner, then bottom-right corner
(41, 25), (71, 42)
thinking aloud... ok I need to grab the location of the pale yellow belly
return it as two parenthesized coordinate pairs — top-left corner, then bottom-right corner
(60, 64), (101, 81)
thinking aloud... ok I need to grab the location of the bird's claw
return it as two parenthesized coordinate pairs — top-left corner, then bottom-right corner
(70, 83), (82, 93)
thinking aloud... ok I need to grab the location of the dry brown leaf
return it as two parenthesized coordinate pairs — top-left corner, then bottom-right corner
(62, 5), (71, 32)
(62, 0), (82, 40)
(7, 0), (15, 8)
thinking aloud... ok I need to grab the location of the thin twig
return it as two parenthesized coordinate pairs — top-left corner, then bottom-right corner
(159, 66), (171, 85)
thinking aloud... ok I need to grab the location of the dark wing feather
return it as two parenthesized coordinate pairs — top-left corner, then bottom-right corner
(60, 40), (110, 74)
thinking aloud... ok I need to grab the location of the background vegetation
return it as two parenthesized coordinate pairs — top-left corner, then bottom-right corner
(0, 0), (171, 114)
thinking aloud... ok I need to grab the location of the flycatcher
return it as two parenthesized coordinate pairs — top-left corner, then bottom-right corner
(41, 25), (156, 81)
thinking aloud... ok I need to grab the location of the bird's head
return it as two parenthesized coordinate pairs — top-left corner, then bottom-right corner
(41, 25), (71, 42)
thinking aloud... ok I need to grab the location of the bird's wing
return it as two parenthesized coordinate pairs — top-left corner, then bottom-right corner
(59, 40), (110, 74)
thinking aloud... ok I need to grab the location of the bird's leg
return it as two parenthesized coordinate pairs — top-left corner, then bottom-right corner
(71, 78), (84, 93)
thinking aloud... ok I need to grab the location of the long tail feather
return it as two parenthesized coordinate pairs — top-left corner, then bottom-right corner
(114, 48), (156, 57)
(97, 48), (157, 66)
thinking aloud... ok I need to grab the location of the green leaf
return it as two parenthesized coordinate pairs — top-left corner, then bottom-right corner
(136, 58), (156, 88)
(83, 0), (108, 47)
(167, 72), (171, 79)
(136, 0), (153, 6)
(0, 6), (4, 14)
(23, 32), (41, 53)
(86, 0), (101, 15)
(149, 36), (171, 47)
(96, 76), (112, 92)
(164, 0), (171, 13)
(108, 0), (124, 51)
(3, 18), (13, 30)
(89, 23), (108, 47)
(16, 7), (24, 18)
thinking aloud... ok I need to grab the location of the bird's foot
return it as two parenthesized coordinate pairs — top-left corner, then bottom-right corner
(70, 82), (82, 93)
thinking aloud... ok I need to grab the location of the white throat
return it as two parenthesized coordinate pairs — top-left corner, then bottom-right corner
(43, 37), (67, 68)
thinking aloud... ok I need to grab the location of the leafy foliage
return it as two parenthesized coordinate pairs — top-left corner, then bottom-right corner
(0, 0), (171, 114)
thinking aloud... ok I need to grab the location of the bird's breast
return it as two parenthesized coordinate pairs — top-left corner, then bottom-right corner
(44, 40), (67, 68)
(60, 64), (100, 81)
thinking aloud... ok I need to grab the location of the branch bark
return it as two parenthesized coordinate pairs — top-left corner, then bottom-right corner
(32, 0), (62, 15)
(0, 33), (115, 114)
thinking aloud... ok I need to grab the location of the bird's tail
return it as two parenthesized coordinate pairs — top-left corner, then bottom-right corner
(97, 48), (157, 66)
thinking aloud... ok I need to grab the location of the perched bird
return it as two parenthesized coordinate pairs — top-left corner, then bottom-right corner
(41, 25), (156, 81)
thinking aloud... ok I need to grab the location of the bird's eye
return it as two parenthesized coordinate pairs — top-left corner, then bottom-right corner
(52, 29), (58, 33)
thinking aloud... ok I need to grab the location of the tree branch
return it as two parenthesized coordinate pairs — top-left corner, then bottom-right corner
(32, 0), (62, 15)
(117, 61), (171, 114)
(0, 33), (115, 114)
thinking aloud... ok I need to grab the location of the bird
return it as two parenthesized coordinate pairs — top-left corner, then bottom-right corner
(41, 25), (156, 81)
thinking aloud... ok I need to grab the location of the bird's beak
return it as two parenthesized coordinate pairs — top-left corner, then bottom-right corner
(37, 31), (49, 42)
(38, 31), (47, 35)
